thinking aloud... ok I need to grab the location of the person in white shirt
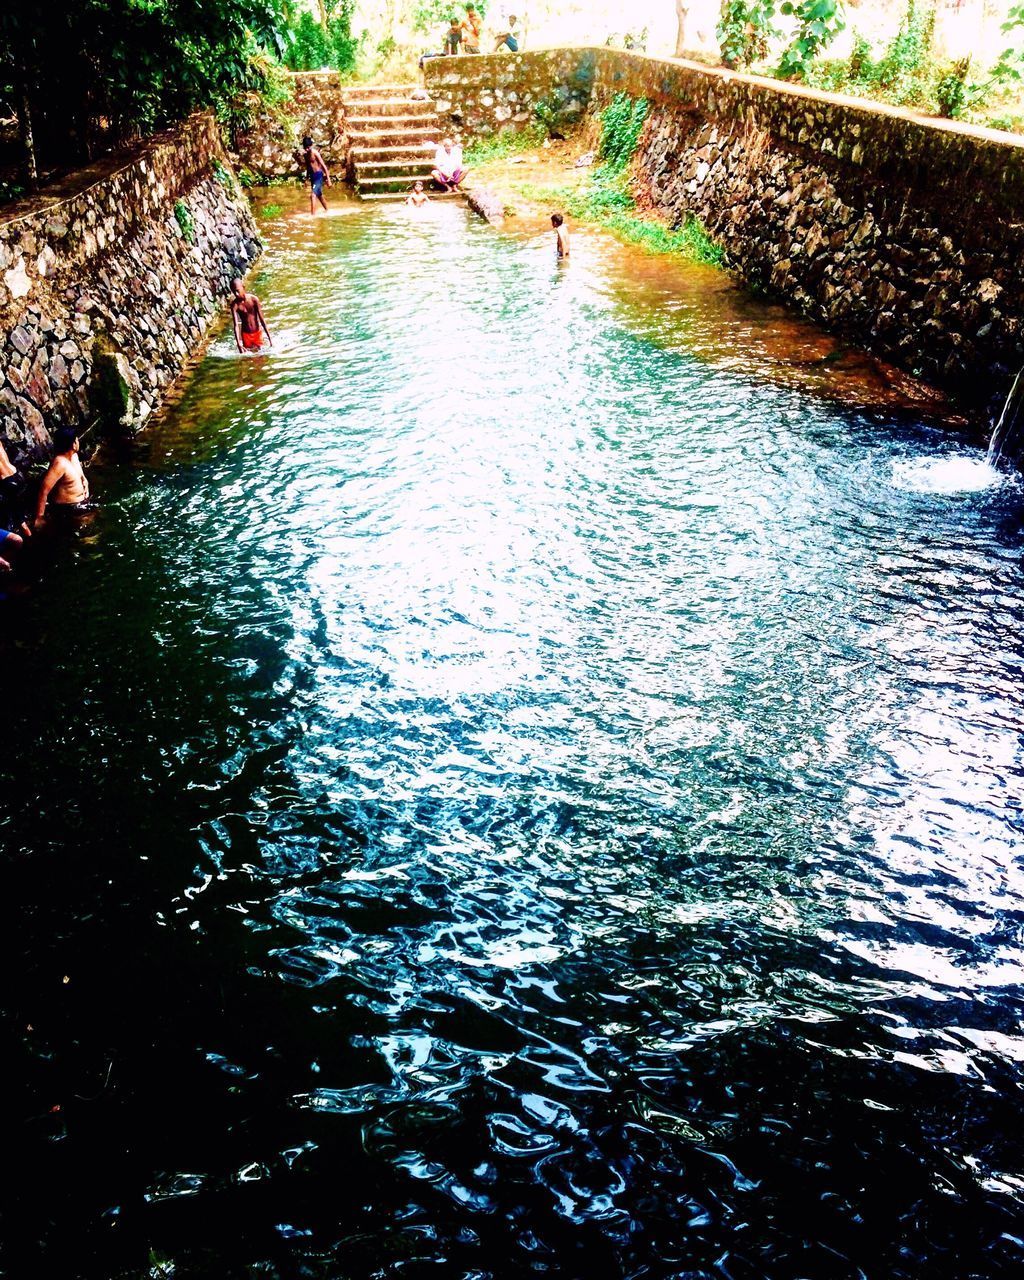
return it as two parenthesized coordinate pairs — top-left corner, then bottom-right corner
(431, 138), (468, 192)
(495, 13), (520, 51)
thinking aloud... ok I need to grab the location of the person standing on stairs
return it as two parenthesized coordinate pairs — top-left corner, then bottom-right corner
(302, 136), (332, 215)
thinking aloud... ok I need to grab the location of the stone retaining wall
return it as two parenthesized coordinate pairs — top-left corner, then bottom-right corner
(426, 48), (595, 138)
(424, 49), (1024, 411)
(0, 112), (260, 469)
(231, 73), (349, 183)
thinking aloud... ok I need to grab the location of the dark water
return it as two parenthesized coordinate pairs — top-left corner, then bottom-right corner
(3, 201), (1024, 1279)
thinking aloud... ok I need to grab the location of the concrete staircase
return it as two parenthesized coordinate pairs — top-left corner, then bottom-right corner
(342, 84), (459, 202)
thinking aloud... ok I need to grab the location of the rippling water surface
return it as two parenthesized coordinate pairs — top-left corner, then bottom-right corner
(3, 200), (1024, 1279)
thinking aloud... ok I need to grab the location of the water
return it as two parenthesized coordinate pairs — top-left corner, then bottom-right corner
(3, 198), (1024, 1279)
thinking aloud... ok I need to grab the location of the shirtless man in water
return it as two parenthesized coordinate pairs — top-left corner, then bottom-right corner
(230, 278), (272, 353)
(34, 427), (91, 528)
(0, 438), (31, 572)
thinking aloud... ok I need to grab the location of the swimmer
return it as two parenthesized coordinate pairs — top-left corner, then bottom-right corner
(407, 181), (429, 207)
(33, 427), (92, 529)
(230, 277), (272, 353)
(552, 211), (570, 259)
(0, 439), (31, 540)
(302, 135), (332, 215)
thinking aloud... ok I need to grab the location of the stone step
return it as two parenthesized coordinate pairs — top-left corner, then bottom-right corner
(359, 190), (464, 202)
(343, 98), (436, 117)
(355, 159), (438, 177)
(357, 175), (452, 193)
(346, 128), (440, 147)
(345, 113), (440, 129)
(350, 142), (436, 162)
(341, 83), (419, 98)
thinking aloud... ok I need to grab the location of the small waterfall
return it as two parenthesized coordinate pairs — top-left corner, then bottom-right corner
(988, 367), (1024, 466)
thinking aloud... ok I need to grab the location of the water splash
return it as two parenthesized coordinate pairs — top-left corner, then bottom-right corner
(891, 453), (1002, 494)
(987, 366), (1024, 466)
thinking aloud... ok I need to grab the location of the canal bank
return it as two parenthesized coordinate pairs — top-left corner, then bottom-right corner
(420, 48), (1024, 423)
(0, 112), (260, 470)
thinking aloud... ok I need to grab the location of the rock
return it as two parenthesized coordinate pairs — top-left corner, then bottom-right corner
(90, 343), (135, 433)
(10, 326), (35, 356)
(4, 257), (32, 300)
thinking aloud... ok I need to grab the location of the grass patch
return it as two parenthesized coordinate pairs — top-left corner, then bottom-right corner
(464, 125), (545, 166)
(510, 173), (724, 268)
(259, 203), (284, 218)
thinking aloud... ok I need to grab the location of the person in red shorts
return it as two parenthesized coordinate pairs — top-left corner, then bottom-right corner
(230, 278), (273, 354)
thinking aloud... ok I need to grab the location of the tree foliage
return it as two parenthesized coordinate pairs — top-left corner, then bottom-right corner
(717, 0), (845, 77)
(281, 1), (358, 71)
(412, 1), (488, 35)
(0, 0), (288, 180)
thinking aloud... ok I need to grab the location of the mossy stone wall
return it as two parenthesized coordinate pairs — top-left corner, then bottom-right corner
(0, 112), (260, 466)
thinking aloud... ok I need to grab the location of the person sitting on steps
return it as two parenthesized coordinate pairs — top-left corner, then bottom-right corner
(431, 138), (467, 192)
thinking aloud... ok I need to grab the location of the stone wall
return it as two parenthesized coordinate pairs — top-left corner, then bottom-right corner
(425, 49), (596, 139)
(231, 72), (349, 182)
(424, 49), (1024, 411)
(0, 112), (260, 469)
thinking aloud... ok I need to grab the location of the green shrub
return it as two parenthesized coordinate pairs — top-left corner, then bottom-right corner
(777, 0), (845, 80)
(412, 0), (488, 33)
(259, 203), (284, 218)
(935, 57), (971, 117)
(717, 0), (777, 69)
(173, 199), (196, 244)
(598, 93), (650, 174)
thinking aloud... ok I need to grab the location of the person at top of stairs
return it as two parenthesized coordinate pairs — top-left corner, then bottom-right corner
(461, 5), (483, 53)
(302, 136), (332, 216)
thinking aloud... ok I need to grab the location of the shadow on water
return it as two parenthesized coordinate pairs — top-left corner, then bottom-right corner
(2, 198), (1024, 1279)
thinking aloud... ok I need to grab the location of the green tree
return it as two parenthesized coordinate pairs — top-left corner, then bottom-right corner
(0, 0), (287, 185)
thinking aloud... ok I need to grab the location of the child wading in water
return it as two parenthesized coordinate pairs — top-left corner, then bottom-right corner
(230, 278), (273, 353)
(303, 135), (331, 215)
(407, 181), (429, 207)
(552, 212), (570, 259)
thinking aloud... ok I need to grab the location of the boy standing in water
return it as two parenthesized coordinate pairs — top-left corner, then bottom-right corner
(302, 135), (331, 215)
(230, 278), (273, 353)
(552, 212), (570, 259)
(407, 181), (429, 207)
